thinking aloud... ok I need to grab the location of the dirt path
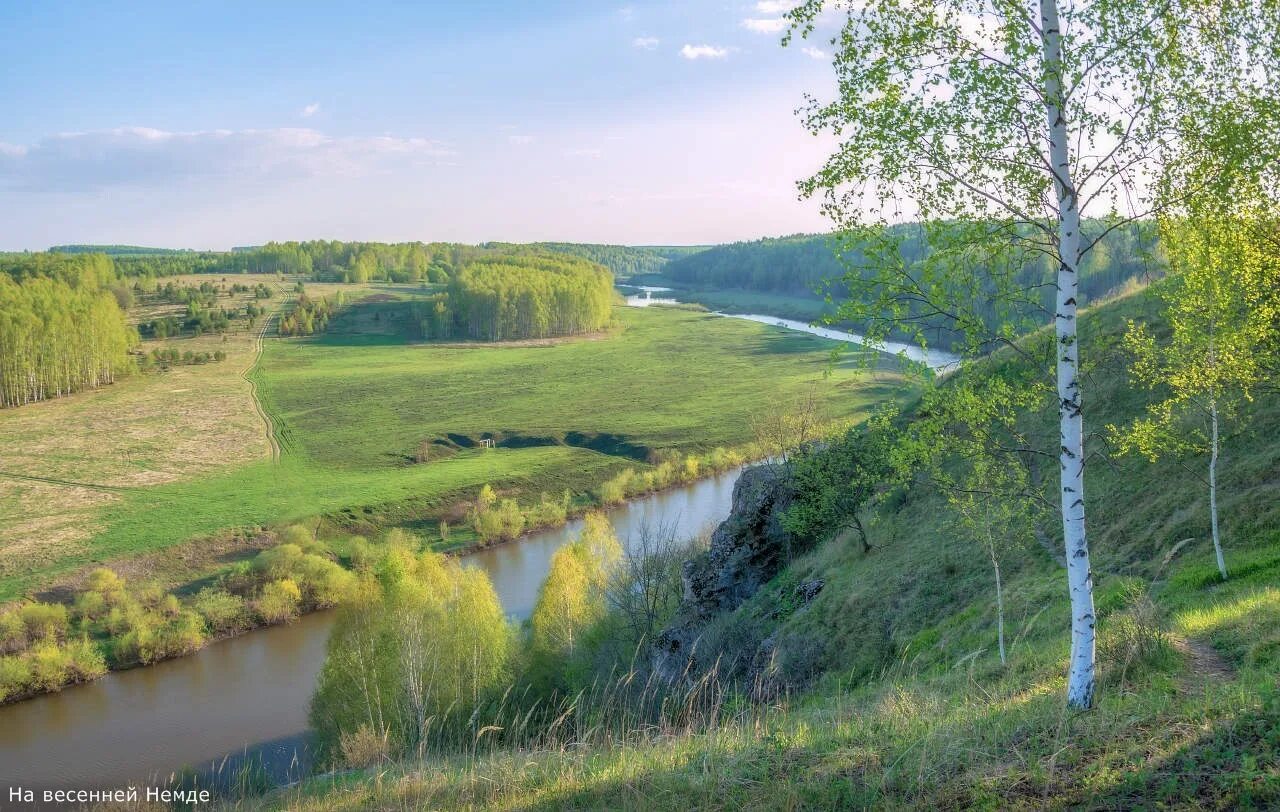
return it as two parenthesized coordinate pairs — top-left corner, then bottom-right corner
(243, 284), (292, 463)
(1173, 635), (1235, 692)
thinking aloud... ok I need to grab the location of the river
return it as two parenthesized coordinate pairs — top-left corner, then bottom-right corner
(0, 466), (745, 793)
(618, 288), (960, 370)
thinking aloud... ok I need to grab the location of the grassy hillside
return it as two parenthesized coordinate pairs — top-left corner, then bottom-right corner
(243, 284), (1280, 809)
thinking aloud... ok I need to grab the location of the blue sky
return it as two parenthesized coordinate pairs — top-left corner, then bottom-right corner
(0, 1), (840, 250)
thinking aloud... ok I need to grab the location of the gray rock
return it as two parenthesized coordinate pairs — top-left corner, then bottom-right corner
(653, 463), (796, 684)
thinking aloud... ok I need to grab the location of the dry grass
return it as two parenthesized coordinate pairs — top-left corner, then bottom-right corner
(0, 274), (283, 586)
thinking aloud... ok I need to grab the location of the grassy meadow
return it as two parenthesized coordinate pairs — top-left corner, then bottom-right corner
(0, 297), (908, 600)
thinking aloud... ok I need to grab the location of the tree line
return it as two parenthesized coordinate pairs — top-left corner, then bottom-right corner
(0, 254), (137, 408)
(420, 252), (614, 341)
(481, 242), (707, 279)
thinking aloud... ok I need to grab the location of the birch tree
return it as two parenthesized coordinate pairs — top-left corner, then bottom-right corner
(1111, 199), (1280, 581)
(787, 0), (1279, 707)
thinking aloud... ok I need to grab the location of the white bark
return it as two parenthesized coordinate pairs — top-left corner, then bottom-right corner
(1042, 0), (1097, 709)
(988, 529), (1006, 666)
(1209, 396), (1227, 580)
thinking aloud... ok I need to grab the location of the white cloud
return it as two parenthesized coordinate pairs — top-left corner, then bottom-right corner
(563, 147), (603, 159)
(632, 36), (659, 50)
(507, 134), (534, 146)
(801, 46), (827, 59)
(301, 102), (321, 118)
(680, 44), (729, 60)
(754, 1), (797, 13)
(742, 17), (787, 33)
(0, 127), (453, 193)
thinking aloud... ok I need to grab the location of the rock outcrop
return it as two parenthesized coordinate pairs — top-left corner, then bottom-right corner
(653, 463), (795, 684)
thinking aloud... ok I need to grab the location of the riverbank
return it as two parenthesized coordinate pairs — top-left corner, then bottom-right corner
(0, 464), (752, 791)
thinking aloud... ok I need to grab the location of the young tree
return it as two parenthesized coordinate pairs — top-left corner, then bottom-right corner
(1111, 199), (1280, 581)
(789, 0), (1279, 708)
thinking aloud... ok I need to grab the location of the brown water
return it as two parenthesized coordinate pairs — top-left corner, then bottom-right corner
(0, 466), (744, 794)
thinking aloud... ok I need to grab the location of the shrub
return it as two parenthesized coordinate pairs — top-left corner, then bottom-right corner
(599, 469), (636, 505)
(73, 591), (107, 622)
(191, 588), (251, 636)
(253, 544), (306, 580)
(0, 610), (24, 654)
(1098, 592), (1179, 687)
(339, 724), (390, 769)
(20, 602), (69, 644)
(527, 492), (570, 528)
(63, 638), (108, 683)
(279, 524), (327, 555)
(85, 567), (125, 597)
(347, 536), (374, 572)
(0, 655), (30, 701)
(256, 579), (302, 624)
(27, 643), (71, 692)
(293, 556), (357, 608)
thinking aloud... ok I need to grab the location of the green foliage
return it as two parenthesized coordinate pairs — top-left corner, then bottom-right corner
(191, 588), (251, 636)
(255, 579), (302, 624)
(527, 513), (622, 690)
(310, 546), (512, 762)
(439, 251), (614, 341)
(783, 408), (907, 552)
(0, 254), (138, 407)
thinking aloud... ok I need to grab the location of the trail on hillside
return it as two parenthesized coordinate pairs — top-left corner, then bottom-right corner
(243, 284), (292, 464)
(1173, 635), (1235, 692)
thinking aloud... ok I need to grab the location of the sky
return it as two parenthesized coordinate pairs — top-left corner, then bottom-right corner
(0, 1), (843, 250)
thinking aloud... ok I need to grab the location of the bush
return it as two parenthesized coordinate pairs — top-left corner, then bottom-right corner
(0, 655), (30, 701)
(0, 610), (24, 654)
(256, 579), (302, 624)
(63, 638), (108, 683)
(471, 493), (526, 544)
(20, 602), (68, 644)
(191, 588), (251, 636)
(599, 469), (636, 505)
(293, 556), (357, 608)
(339, 724), (390, 769)
(347, 536), (374, 572)
(27, 643), (71, 692)
(74, 591), (108, 622)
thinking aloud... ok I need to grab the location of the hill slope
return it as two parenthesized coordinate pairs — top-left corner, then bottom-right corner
(240, 284), (1280, 810)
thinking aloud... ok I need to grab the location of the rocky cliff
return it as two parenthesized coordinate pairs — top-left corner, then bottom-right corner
(652, 463), (799, 684)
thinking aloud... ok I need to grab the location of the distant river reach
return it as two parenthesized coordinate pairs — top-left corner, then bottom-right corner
(620, 286), (961, 370)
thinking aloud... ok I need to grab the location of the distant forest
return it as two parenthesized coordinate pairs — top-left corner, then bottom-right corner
(45, 241), (706, 283)
(0, 253), (137, 408)
(662, 224), (1160, 340)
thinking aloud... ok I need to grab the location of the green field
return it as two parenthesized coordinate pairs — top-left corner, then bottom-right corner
(0, 303), (907, 600)
(258, 305), (901, 469)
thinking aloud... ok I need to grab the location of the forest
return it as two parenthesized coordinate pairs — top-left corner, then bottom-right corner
(0, 254), (137, 408)
(663, 224), (1157, 336)
(422, 252), (614, 341)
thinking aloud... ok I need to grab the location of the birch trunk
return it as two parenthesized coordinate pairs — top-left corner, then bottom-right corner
(1042, 0), (1097, 709)
(1209, 396), (1227, 580)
